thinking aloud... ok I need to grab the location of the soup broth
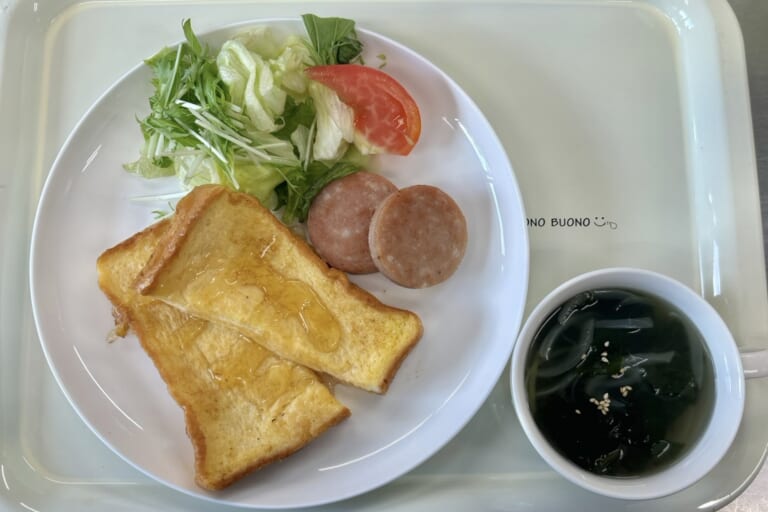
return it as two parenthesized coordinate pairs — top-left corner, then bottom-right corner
(525, 288), (715, 477)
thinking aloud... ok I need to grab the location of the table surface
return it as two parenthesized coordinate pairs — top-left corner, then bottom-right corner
(721, 1), (768, 511)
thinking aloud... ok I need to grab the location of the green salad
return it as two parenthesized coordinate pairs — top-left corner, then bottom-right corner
(124, 15), (370, 223)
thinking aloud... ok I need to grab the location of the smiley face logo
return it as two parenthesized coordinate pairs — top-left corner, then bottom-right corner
(594, 216), (618, 230)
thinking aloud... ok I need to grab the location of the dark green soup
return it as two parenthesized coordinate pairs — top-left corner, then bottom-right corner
(525, 288), (714, 477)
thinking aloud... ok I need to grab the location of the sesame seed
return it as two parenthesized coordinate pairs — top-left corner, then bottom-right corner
(604, 341), (610, 347)
(575, 409), (582, 415)
(601, 357), (609, 363)
(589, 394), (612, 415)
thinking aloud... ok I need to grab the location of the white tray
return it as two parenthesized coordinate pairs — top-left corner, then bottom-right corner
(2, 0), (766, 510)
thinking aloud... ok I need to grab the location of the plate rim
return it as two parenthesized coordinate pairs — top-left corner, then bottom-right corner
(28, 17), (530, 508)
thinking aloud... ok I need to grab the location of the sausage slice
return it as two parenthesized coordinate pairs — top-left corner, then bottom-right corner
(307, 172), (397, 274)
(369, 185), (467, 288)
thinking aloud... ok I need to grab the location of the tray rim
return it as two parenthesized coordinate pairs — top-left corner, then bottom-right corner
(2, 0), (766, 510)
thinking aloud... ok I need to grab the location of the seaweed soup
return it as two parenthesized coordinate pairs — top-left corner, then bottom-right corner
(525, 288), (715, 477)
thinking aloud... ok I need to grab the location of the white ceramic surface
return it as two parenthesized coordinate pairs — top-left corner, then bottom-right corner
(511, 268), (746, 500)
(27, 20), (529, 509)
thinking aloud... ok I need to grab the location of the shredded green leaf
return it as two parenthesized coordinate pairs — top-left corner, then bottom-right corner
(126, 19), (288, 192)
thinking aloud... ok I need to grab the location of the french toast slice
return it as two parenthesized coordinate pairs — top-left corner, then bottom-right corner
(136, 185), (423, 393)
(97, 220), (350, 491)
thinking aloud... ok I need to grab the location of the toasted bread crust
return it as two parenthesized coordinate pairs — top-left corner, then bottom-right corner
(97, 219), (350, 491)
(137, 185), (423, 393)
(97, 220), (170, 336)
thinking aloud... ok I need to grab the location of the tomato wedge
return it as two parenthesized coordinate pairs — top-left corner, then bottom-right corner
(306, 64), (421, 156)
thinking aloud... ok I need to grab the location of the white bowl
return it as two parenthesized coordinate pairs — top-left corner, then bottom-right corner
(510, 267), (745, 500)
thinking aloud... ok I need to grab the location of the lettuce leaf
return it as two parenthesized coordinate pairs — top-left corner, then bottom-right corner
(308, 81), (355, 161)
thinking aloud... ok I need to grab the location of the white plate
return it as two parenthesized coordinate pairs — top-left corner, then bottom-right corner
(29, 19), (529, 509)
